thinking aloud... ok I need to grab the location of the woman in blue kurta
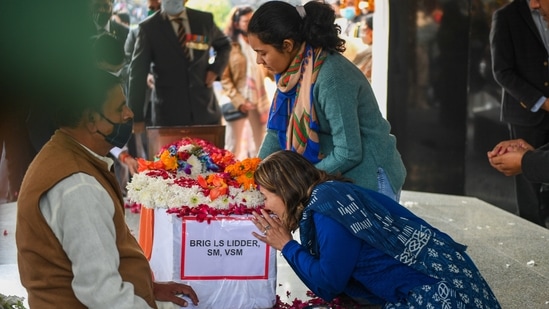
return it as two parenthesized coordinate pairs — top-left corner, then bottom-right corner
(251, 150), (501, 308)
(247, 1), (406, 201)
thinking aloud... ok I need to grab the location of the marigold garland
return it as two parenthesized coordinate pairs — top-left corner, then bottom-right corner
(126, 137), (265, 219)
(125, 138), (362, 307)
(225, 157), (262, 190)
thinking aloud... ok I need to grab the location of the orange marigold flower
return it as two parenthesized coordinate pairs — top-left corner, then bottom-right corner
(237, 173), (257, 190)
(160, 150), (178, 171)
(225, 158), (261, 190)
(225, 158), (261, 176)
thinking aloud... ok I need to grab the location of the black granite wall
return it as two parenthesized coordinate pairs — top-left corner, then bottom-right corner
(387, 0), (515, 213)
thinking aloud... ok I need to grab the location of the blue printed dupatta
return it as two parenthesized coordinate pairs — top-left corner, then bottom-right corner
(300, 181), (466, 276)
(299, 181), (501, 307)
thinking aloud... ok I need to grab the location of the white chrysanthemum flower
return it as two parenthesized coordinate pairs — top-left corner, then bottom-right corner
(226, 185), (239, 197)
(187, 155), (203, 177)
(170, 185), (205, 207)
(126, 140), (266, 212)
(178, 144), (194, 152)
(216, 195), (231, 210)
(226, 186), (243, 203)
(147, 178), (174, 208)
(127, 173), (174, 208)
(230, 188), (263, 207)
(238, 189), (264, 207)
(126, 173), (151, 206)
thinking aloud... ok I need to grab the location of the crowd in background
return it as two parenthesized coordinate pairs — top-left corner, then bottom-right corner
(0, 0), (377, 203)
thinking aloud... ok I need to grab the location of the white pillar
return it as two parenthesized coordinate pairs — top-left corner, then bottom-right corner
(371, 0), (390, 119)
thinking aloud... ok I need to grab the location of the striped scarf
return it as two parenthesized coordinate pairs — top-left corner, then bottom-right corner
(268, 43), (327, 163)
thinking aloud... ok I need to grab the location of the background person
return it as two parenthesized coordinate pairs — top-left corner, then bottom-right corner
(488, 138), (549, 227)
(16, 69), (199, 308)
(251, 150), (501, 308)
(490, 0), (549, 226)
(248, 1), (406, 201)
(91, 0), (129, 56)
(113, 11), (131, 27)
(122, 0), (162, 161)
(0, 100), (35, 203)
(127, 0), (231, 133)
(354, 12), (373, 81)
(220, 5), (270, 159)
(24, 0), (133, 169)
(91, 32), (140, 195)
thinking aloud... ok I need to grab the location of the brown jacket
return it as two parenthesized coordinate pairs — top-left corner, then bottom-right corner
(16, 130), (156, 308)
(221, 42), (248, 109)
(220, 41), (271, 114)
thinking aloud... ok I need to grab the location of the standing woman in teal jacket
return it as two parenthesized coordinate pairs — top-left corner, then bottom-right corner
(248, 0), (406, 201)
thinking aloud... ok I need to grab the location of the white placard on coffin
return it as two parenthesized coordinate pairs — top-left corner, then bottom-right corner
(149, 208), (277, 309)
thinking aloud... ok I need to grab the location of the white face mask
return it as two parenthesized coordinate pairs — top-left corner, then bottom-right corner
(162, 0), (184, 16)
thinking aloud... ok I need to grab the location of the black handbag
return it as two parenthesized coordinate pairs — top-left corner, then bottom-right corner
(221, 102), (247, 122)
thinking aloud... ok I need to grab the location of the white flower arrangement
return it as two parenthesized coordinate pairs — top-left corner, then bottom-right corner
(126, 137), (264, 217)
(127, 172), (264, 210)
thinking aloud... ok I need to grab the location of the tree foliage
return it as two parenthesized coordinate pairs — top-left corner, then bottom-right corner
(187, 0), (232, 29)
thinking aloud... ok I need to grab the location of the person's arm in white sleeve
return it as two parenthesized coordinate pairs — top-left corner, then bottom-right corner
(40, 173), (152, 309)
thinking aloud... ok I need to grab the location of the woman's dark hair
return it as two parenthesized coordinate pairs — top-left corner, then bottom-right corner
(225, 5), (254, 42)
(248, 1), (345, 54)
(53, 69), (122, 128)
(254, 150), (351, 231)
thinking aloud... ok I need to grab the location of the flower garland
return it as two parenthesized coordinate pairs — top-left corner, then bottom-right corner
(126, 137), (264, 221)
(125, 138), (364, 307)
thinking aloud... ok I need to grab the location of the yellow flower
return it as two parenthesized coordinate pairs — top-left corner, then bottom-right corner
(225, 158), (261, 190)
(160, 150), (178, 171)
(236, 172), (256, 190)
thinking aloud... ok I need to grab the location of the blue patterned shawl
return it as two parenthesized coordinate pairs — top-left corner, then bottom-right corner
(299, 181), (467, 280)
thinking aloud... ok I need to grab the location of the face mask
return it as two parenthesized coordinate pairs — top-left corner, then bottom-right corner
(162, 0), (184, 16)
(93, 12), (111, 28)
(341, 7), (356, 20)
(97, 114), (133, 148)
